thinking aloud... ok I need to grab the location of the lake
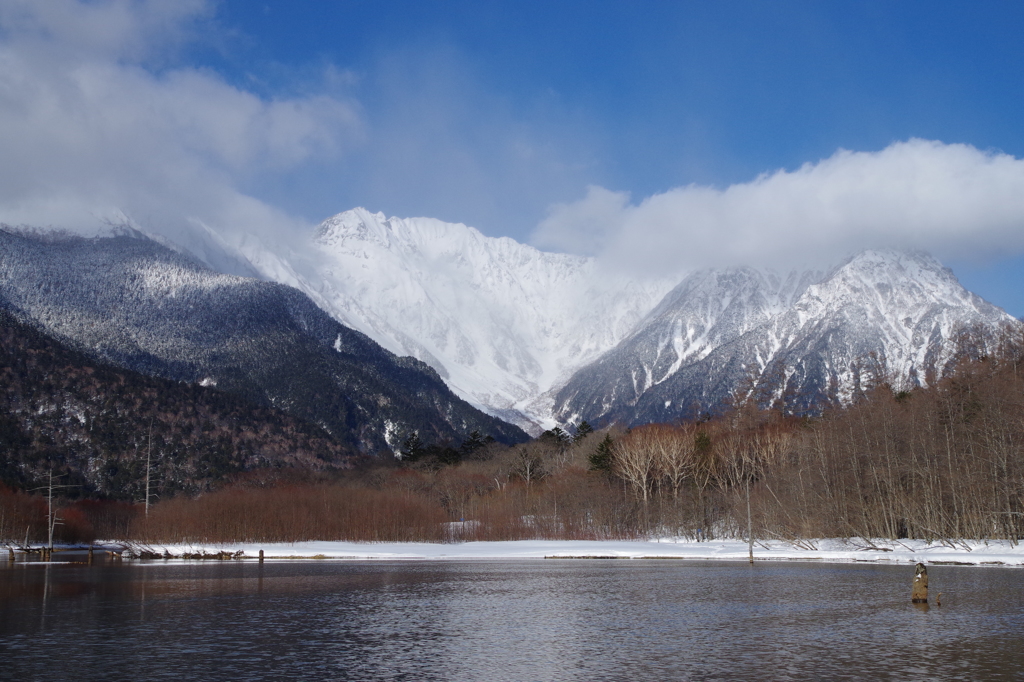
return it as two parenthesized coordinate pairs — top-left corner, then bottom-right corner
(1, 558), (1022, 680)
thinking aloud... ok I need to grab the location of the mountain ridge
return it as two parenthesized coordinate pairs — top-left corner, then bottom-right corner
(0, 226), (528, 453)
(8, 211), (1017, 435)
(220, 209), (1018, 430)
(552, 249), (1018, 426)
(233, 207), (676, 430)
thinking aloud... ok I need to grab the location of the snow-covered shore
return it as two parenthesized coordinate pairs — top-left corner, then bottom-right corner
(125, 538), (1024, 566)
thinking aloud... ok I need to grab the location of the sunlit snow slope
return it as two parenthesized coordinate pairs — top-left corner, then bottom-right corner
(236, 208), (675, 430)
(225, 210), (1019, 431)
(552, 250), (1020, 425)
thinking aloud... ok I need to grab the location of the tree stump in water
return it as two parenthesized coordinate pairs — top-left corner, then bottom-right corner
(912, 563), (928, 603)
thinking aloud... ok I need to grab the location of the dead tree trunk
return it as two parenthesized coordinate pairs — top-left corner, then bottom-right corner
(912, 563), (928, 603)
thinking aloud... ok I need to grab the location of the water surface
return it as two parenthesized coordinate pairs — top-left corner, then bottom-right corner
(1, 559), (1021, 680)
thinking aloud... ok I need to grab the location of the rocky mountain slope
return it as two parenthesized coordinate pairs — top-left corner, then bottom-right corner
(18, 211), (1014, 435)
(552, 250), (1019, 425)
(0, 227), (528, 453)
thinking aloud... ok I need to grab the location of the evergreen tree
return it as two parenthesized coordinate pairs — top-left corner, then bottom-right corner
(588, 434), (614, 473)
(694, 430), (712, 454)
(541, 426), (572, 447)
(573, 420), (593, 444)
(459, 430), (486, 457)
(400, 432), (424, 461)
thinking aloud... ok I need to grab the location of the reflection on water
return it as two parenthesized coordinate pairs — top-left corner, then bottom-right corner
(1, 558), (1022, 681)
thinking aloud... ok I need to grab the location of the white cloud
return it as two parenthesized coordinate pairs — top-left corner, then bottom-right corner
(533, 186), (630, 256)
(0, 0), (208, 63)
(0, 0), (360, 251)
(7, 2), (1022, 286)
(0, 1), (593, 252)
(532, 139), (1024, 274)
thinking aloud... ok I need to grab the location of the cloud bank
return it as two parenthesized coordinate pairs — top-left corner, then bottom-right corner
(0, 0), (595, 251)
(4, 2), (1024, 286)
(0, 0), (358, 251)
(532, 140), (1024, 274)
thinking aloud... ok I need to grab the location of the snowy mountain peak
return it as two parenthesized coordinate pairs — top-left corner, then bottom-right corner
(316, 208), (395, 249)
(316, 208), (589, 272)
(791, 249), (1001, 342)
(223, 208), (1019, 431)
(551, 246), (1018, 426)
(236, 209), (674, 431)
(819, 249), (960, 300)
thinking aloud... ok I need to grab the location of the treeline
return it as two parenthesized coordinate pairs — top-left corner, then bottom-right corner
(4, 335), (1023, 546)
(0, 483), (138, 545)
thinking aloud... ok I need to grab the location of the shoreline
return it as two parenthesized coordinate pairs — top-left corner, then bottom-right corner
(17, 538), (1015, 566)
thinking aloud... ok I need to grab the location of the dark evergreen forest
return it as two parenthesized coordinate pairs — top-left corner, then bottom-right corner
(0, 309), (353, 498)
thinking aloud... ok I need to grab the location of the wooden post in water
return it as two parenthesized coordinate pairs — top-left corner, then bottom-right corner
(88, 545), (94, 565)
(145, 420), (153, 517)
(259, 549), (264, 564)
(912, 563), (928, 603)
(46, 469), (56, 554)
(746, 478), (754, 564)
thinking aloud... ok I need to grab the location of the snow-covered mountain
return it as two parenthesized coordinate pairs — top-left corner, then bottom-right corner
(99, 204), (1008, 433)
(551, 250), (1019, 426)
(235, 208), (675, 430)
(9, 207), (1012, 437)
(0, 227), (527, 452)
(218, 209), (1019, 431)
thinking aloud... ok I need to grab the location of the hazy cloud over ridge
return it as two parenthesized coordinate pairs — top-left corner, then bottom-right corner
(0, 0), (358, 242)
(0, 0), (593, 248)
(533, 140), (1024, 274)
(4, 0), (1024, 295)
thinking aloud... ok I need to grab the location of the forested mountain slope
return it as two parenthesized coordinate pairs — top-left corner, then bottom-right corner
(0, 308), (354, 499)
(0, 228), (527, 454)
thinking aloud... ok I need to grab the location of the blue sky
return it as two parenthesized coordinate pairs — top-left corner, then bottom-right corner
(0, 1), (1022, 315)
(219, 1), (1024, 315)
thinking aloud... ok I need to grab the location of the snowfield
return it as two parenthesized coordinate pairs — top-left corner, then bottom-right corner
(125, 538), (1024, 565)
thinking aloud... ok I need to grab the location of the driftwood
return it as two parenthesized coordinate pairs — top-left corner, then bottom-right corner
(911, 563), (928, 603)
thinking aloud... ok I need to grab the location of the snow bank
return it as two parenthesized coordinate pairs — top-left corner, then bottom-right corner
(132, 538), (1024, 565)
